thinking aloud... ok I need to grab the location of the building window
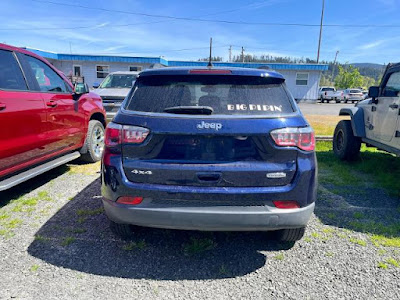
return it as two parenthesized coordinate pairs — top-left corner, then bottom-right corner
(296, 73), (309, 86)
(96, 65), (109, 78)
(129, 66), (142, 72)
(73, 65), (82, 77)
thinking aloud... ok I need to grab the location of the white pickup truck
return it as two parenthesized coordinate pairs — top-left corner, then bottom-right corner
(319, 87), (343, 103)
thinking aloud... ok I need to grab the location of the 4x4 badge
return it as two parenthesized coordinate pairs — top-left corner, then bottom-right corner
(131, 169), (152, 175)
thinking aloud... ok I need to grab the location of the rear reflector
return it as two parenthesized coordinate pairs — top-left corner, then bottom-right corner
(270, 127), (315, 151)
(189, 69), (232, 74)
(273, 201), (300, 209)
(117, 196), (144, 205)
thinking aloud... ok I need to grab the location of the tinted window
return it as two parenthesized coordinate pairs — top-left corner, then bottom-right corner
(384, 72), (400, 97)
(0, 50), (27, 90)
(24, 55), (68, 93)
(321, 88), (334, 92)
(126, 75), (294, 115)
(100, 74), (137, 88)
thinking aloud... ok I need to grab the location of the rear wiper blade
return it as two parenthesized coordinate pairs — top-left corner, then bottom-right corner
(163, 106), (214, 115)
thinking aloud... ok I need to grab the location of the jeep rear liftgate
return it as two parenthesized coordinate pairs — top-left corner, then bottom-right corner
(122, 134), (297, 187)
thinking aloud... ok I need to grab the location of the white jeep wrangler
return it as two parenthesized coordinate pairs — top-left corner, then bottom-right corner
(333, 63), (400, 160)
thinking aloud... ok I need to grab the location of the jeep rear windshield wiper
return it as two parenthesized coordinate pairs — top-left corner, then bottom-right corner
(163, 106), (214, 115)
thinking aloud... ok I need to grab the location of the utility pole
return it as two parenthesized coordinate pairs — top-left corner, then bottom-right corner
(207, 37), (213, 67)
(241, 47), (245, 63)
(229, 45), (232, 62)
(317, 0), (325, 64)
(331, 50), (339, 82)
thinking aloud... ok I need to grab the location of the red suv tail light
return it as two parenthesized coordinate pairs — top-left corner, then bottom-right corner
(105, 123), (150, 147)
(270, 127), (315, 151)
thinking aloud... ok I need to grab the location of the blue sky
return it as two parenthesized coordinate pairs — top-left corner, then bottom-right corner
(0, 0), (399, 64)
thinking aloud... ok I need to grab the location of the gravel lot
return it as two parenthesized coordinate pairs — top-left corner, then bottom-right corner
(0, 160), (400, 300)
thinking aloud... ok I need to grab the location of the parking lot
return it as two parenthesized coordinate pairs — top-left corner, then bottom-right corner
(1, 114), (399, 299)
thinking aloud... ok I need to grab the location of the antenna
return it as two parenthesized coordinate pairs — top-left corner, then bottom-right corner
(207, 37), (213, 68)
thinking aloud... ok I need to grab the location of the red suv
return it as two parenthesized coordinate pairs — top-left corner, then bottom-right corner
(0, 43), (106, 191)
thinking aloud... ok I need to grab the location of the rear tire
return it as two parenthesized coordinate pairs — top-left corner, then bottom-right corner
(275, 227), (305, 242)
(110, 220), (134, 239)
(333, 120), (361, 161)
(80, 120), (105, 163)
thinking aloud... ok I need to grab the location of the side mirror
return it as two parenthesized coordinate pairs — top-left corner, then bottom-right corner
(369, 86), (380, 98)
(92, 82), (100, 89)
(73, 83), (89, 100)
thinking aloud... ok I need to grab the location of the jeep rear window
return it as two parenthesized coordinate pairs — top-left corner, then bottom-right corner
(125, 75), (294, 115)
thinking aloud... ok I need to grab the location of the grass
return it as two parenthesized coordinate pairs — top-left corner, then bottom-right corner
(349, 237), (367, 247)
(305, 115), (349, 136)
(378, 262), (388, 269)
(353, 212), (365, 220)
(121, 240), (146, 251)
(219, 264), (229, 275)
(61, 236), (76, 246)
(274, 253), (285, 260)
(76, 207), (104, 217)
(66, 228), (87, 234)
(386, 258), (400, 268)
(183, 237), (217, 256)
(35, 235), (51, 242)
(68, 161), (101, 175)
(371, 235), (400, 248)
(316, 141), (400, 196)
(30, 265), (39, 272)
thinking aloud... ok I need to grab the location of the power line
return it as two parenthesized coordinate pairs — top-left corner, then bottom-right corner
(4, 0), (396, 30)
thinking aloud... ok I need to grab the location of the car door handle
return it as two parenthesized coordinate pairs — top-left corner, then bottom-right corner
(46, 101), (58, 108)
(197, 172), (221, 182)
(389, 103), (399, 109)
(0, 103), (6, 111)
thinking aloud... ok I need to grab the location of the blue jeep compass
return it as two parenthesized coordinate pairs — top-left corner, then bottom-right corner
(101, 67), (317, 242)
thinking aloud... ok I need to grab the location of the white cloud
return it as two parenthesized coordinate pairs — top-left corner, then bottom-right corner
(359, 40), (386, 50)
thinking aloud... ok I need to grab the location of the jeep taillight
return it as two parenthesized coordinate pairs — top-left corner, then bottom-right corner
(122, 126), (149, 144)
(105, 123), (122, 147)
(270, 127), (315, 151)
(105, 123), (150, 147)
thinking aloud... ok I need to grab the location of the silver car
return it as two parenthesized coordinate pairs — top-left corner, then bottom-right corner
(93, 71), (139, 121)
(343, 89), (364, 103)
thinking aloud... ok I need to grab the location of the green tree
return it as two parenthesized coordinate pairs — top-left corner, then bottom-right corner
(334, 65), (363, 89)
(319, 74), (333, 86)
(361, 76), (377, 89)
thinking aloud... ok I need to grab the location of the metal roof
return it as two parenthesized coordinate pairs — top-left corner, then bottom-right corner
(25, 48), (328, 71)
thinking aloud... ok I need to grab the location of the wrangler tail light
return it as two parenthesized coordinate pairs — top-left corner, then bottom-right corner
(270, 127), (315, 151)
(105, 122), (150, 147)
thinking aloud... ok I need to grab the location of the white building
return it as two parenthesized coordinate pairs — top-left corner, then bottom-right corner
(26, 48), (328, 101)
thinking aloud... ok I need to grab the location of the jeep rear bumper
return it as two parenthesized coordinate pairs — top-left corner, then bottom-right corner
(103, 198), (315, 231)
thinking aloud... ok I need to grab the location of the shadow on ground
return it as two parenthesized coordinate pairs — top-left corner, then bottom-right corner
(315, 147), (400, 237)
(28, 179), (293, 280)
(0, 165), (70, 208)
